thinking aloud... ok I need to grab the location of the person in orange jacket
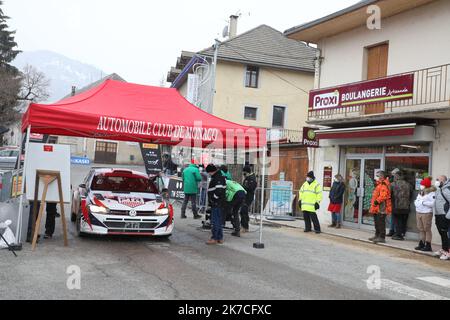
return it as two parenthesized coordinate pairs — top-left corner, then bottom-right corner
(369, 170), (392, 243)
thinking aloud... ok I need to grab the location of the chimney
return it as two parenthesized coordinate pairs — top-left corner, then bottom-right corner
(229, 15), (239, 39)
(71, 86), (76, 97)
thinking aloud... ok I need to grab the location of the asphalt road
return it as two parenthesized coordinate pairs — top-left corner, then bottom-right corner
(0, 165), (449, 300)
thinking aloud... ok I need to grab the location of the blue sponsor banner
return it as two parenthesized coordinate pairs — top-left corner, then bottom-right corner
(71, 156), (91, 165)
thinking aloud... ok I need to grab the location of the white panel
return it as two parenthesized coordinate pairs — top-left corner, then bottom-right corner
(25, 143), (71, 203)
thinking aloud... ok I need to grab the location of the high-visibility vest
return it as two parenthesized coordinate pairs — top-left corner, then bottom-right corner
(299, 180), (323, 212)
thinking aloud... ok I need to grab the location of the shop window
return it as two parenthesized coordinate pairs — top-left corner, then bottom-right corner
(386, 144), (430, 154)
(344, 146), (383, 154)
(386, 156), (431, 234)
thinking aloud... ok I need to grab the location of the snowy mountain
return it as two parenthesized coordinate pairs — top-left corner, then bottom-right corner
(12, 50), (106, 103)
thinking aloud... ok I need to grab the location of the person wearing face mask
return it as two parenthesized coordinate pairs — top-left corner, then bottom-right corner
(414, 177), (435, 252)
(298, 171), (323, 234)
(434, 175), (450, 260)
(328, 174), (345, 229)
(369, 171), (392, 243)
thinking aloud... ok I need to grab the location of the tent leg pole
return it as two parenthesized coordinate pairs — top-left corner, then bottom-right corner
(15, 125), (31, 246)
(254, 146), (266, 249)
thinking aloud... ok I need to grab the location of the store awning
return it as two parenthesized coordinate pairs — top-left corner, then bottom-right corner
(316, 123), (416, 140)
(21, 79), (266, 149)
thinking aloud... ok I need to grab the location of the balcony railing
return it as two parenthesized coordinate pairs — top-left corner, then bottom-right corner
(267, 129), (303, 144)
(308, 64), (450, 123)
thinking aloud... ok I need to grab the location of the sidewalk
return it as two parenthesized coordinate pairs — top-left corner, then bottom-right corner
(254, 215), (440, 258)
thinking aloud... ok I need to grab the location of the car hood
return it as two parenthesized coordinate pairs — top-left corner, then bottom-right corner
(88, 191), (161, 211)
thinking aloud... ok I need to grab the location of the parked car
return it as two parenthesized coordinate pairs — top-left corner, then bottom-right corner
(71, 168), (174, 238)
(0, 147), (20, 170)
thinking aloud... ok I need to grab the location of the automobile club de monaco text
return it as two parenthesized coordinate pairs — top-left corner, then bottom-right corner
(96, 116), (220, 142)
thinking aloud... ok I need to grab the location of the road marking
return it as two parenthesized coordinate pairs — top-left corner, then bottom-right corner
(417, 277), (450, 289)
(380, 279), (450, 300)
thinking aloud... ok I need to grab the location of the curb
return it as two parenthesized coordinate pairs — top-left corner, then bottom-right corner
(260, 218), (438, 259)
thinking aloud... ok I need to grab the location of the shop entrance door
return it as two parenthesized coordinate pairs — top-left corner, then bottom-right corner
(343, 157), (383, 229)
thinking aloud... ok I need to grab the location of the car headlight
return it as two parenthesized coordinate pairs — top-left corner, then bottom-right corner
(89, 205), (109, 214)
(155, 208), (169, 215)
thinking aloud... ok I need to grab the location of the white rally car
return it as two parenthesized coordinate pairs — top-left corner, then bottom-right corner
(71, 168), (173, 237)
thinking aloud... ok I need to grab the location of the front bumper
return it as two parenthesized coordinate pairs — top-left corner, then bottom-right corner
(80, 212), (174, 236)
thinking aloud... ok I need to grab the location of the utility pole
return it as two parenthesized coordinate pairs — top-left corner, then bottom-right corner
(209, 39), (221, 114)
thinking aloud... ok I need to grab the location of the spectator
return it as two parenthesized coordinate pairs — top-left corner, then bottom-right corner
(206, 164), (227, 245)
(391, 171), (412, 241)
(241, 165), (257, 233)
(181, 162), (202, 219)
(369, 171), (392, 244)
(328, 174), (345, 229)
(298, 171), (323, 234)
(387, 168), (401, 237)
(162, 154), (178, 176)
(44, 203), (58, 239)
(224, 180), (247, 237)
(434, 175), (450, 260)
(220, 165), (232, 181)
(414, 177), (435, 252)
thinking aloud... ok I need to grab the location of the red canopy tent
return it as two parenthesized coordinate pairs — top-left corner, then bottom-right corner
(17, 79), (268, 246)
(22, 79), (266, 148)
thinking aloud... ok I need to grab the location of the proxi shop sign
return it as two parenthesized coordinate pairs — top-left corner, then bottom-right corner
(309, 74), (414, 110)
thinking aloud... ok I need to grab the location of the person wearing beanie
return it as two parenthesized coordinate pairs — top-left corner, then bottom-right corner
(298, 171), (323, 234)
(414, 177), (436, 252)
(205, 164), (227, 245)
(241, 165), (257, 233)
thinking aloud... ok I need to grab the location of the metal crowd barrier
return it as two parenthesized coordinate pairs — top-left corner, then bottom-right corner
(0, 169), (22, 202)
(249, 188), (303, 221)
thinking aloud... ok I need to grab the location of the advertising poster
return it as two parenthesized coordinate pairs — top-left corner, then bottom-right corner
(323, 166), (333, 191)
(269, 181), (294, 214)
(140, 143), (163, 176)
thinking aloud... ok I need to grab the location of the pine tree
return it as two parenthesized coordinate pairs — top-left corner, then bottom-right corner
(0, 0), (21, 127)
(0, 0), (20, 71)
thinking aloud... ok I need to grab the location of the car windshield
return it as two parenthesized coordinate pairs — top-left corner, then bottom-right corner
(91, 173), (158, 194)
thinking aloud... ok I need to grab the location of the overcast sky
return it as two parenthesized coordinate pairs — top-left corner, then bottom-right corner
(4, 0), (358, 86)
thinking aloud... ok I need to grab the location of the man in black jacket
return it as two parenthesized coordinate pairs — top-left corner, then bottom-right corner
(241, 165), (257, 233)
(206, 164), (227, 245)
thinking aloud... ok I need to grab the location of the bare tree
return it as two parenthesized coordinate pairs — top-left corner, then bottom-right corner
(18, 64), (50, 103)
(0, 67), (21, 125)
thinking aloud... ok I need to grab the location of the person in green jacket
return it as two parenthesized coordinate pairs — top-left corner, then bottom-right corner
(224, 180), (247, 237)
(181, 163), (202, 219)
(221, 165), (232, 181)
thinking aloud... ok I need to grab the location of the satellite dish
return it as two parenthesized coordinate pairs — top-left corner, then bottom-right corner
(222, 25), (229, 38)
